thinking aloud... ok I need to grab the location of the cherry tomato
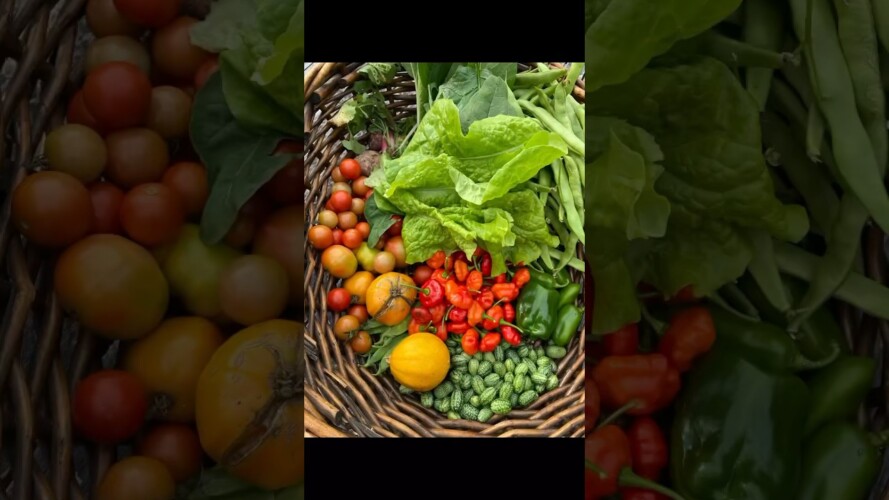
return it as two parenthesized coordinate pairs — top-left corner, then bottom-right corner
(339, 158), (361, 180)
(341, 228), (363, 249)
(161, 161), (208, 217)
(147, 86), (192, 139)
(327, 288), (351, 312)
(331, 166), (346, 183)
(120, 183), (185, 246)
(72, 370), (148, 444)
(12, 171), (92, 248)
(97, 456), (175, 500)
(105, 127), (169, 188)
(137, 423), (203, 482)
(384, 236), (407, 268)
(350, 331), (372, 354)
(113, 0), (181, 28)
(329, 191), (352, 213)
(347, 304), (369, 324)
(373, 251), (396, 274)
(83, 61), (152, 131)
(355, 221), (370, 239)
(331, 228), (343, 246)
(44, 124), (107, 183)
(412, 264), (433, 286)
(86, 35), (151, 75)
(334, 315), (360, 341)
(67, 89), (105, 134)
(151, 17), (210, 80)
(318, 210), (338, 228)
(351, 197), (365, 215)
(331, 182), (351, 195)
(385, 215), (403, 237)
(343, 271), (374, 305)
(193, 55), (219, 90)
(352, 176), (370, 197)
(308, 225), (334, 249)
(88, 181), (125, 234)
(337, 211), (357, 230)
(219, 255), (289, 326)
(86, 0), (142, 38)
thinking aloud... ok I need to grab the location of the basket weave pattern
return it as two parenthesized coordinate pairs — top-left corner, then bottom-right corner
(303, 63), (586, 438)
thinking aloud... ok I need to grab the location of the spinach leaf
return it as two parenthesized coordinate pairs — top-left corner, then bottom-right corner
(585, 0), (741, 92)
(364, 194), (397, 247)
(438, 64), (522, 131)
(359, 63), (398, 85)
(190, 73), (292, 244)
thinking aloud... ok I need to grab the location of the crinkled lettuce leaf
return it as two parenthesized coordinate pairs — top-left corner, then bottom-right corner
(366, 99), (564, 275)
(585, 0), (741, 92)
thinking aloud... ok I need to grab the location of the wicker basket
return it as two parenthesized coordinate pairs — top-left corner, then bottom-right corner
(0, 1), (223, 498)
(303, 62), (586, 438)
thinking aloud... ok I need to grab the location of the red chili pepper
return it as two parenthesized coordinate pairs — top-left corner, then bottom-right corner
(419, 279), (444, 308)
(626, 417), (668, 480)
(411, 307), (432, 323)
(448, 307), (467, 322)
(426, 250), (446, 269)
(473, 248), (485, 258)
(462, 329), (479, 355)
(448, 321), (469, 335)
(586, 425), (631, 499)
(479, 254), (492, 277)
(492, 283), (519, 301)
(585, 375), (600, 435)
(435, 327), (447, 342)
(493, 273), (508, 284)
(428, 303), (446, 323)
(467, 301), (484, 327)
(591, 354), (681, 416)
(658, 306), (716, 372)
(501, 325), (521, 346)
(666, 284), (697, 304)
(483, 305), (504, 331)
(477, 288), (494, 309)
(512, 267), (531, 288)
(503, 303), (515, 322)
(479, 332), (501, 352)
(620, 489), (669, 500)
(445, 251), (465, 272)
(466, 270), (483, 292)
(604, 323), (640, 356)
(408, 318), (423, 334)
(431, 268), (449, 285)
(454, 260), (469, 282)
(445, 281), (473, 309)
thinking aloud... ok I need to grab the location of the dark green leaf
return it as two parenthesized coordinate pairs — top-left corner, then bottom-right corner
(190, 73), (292, 244)
(364, 193), (398, 247)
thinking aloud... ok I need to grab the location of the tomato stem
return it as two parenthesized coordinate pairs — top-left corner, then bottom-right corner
(596, 399), (640, 430)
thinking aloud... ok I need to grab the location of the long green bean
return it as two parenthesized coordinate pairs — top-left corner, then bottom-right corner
(517, 100), (585, 155)
(546, 247), (585, 271)
(555, 234), (579, 272)
(773, 242), (889, 320)
(514, 68), (567, 88)
(805, 106), (826, 162)
(564, 62), (584, 92)
(672, 30), (791, 68)
(555, 159), (585, 242)
(546, 205), (571, 244)
(875, 0), (889, 53)
(761, 113), (840, 233)
(833, 0), (887, 171)
(564, 156), (585, 223)
(789, 0), (889, 234)
(552, 85), (573, 131)
(746, 229), (792, 313)
(743, 0), (785, 110)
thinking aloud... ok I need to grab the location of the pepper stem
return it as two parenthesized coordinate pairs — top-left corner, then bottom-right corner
(618, 468), (686, 500)
(481, 313), (524, 333)
(640, 304), (667, 335)
(596, 400), (640, 429)
(584, 460), (606, 479)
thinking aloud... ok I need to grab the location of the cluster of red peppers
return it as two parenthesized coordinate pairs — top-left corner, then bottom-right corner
(585, 306), (717, 500)
(409, 249), (530, 356)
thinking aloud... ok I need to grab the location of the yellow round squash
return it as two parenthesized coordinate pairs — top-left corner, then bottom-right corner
(388, 333), (450, 392)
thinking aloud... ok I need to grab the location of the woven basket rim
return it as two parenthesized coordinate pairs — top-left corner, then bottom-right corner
(303, 62), (586, 438)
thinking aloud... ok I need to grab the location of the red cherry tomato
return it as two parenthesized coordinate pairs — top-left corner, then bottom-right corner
(72, 370), (148, 444)
(113, 0), (181, 28)
(328, 191), (352, 213)
(339, 158), (361, 180)
(327, 288), (351, 312)
(88, 182), (125, 234)
(82, 61), (152, 132)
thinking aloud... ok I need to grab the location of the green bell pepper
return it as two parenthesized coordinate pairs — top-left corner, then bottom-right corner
(551, 305), (582, 347)
(797, 422), (879, 500)
(553, 267), (571, 288)
(528, 268), (556, 289)
(803, 355), (875, 437)
(516, 279), (560, 340)
(671, 308), (809, 500)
